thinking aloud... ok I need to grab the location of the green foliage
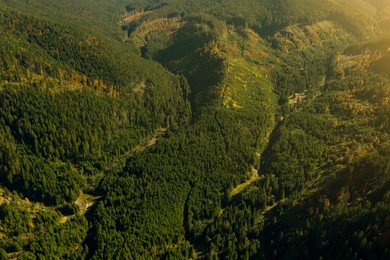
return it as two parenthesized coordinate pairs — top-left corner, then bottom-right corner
(0, 4), (191, 207)
(0, 0), (129, 40)
(0, 196), (88, 258)
(263, 117), (329, 197)
(145, 16), (226, 109)
(0, 203), (31, 236)
(0, 249), (7, 260)
(29, 216), (88, 258)
(124, 0), (380, 37)
(0, 0), (389, 259)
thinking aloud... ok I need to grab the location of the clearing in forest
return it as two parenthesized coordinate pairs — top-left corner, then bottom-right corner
(229, 168), (259, 196)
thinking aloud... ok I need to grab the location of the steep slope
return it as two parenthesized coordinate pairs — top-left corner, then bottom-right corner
(0, 2), (190, 257)
(258, 40), (390, 259)
(88, 0), (389, 259)
(1, 0), (389, 259)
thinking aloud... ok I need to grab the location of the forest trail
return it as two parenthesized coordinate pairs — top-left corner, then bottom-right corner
(133, 127), (166, 152)
(229, 167), (259, 197)
(106, 127), (167, 173)
(61, 128), (167, 224)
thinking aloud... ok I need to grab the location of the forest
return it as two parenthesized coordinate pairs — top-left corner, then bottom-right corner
(0, 0), (390, 259)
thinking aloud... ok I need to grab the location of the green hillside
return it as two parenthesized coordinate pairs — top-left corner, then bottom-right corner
(0, 0), (389, 259)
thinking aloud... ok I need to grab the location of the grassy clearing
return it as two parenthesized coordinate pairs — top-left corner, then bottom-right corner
(230, 168), (259, 197)
(75, 193), (103, 215)
(229, 175), (258, 197)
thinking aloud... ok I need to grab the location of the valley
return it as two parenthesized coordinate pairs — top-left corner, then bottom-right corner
(0, 0), (390, 259)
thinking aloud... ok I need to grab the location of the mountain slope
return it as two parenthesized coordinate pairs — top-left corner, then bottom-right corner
(0, 2), (190, 257)
(0, 0), (389, 259)
(89, 0), (390, 259)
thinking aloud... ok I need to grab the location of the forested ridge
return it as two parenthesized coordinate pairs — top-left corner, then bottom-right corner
(0, 0), (390, 259)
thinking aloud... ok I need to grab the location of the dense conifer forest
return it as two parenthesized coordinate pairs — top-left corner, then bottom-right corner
(0, 0), (390, 259)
